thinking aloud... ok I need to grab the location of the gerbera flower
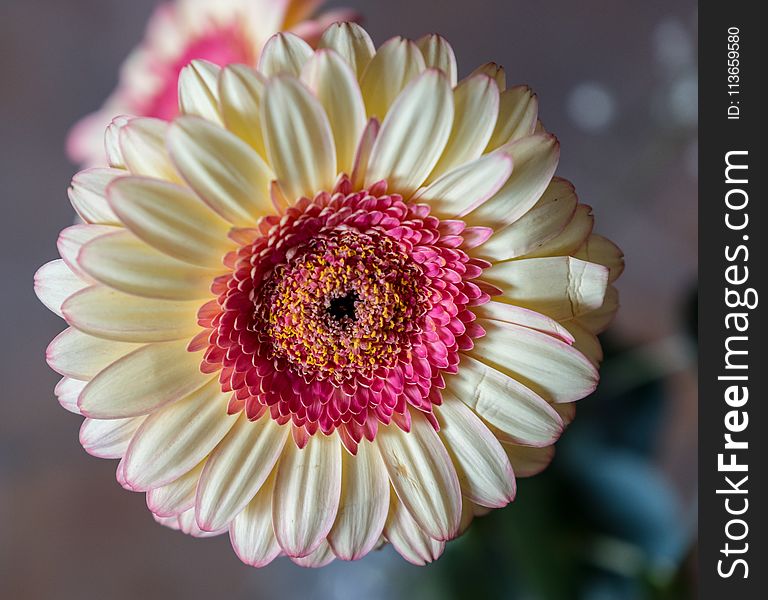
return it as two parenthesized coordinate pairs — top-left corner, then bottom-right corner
(37, 23), (623, 567)
(67, 0), (356, 166)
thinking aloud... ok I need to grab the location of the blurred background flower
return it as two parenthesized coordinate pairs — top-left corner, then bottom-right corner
(0, 0), (696, 598)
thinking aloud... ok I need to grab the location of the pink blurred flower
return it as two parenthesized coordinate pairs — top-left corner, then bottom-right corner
(67, 0), (356, 166)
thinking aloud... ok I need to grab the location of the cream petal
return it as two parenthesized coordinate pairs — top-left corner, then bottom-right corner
(359, 37), (426, 120)
(350, 117), (379, 190)
(258, 32), (313, 77)
(34, 259), (88, 318)
(79, 416), (144, 459)
(168, 116), (274, 226)
(46, 328), (141, 381)
(68, 168), (123, 225)
(476, 178), (578, 261)
(58, 224), (120, 281)
(78, 340), (211, 419)
(486, 86), (538, 151)
(301, 49), (367, 176)
(473, 301), (574, 343)
(484, 256), (608, 321)
(178, 60), (223, 124)
(291, 540), (336, 568)
(526, 203), (594, 258)
(327, 441), (389, 561)
(104, 116), (130, 169)
(218, 64), (267, 157)
(55, 377), (86, 414)
(229, 471), (282, 567)
(273, 432), (342, 558)
(318, 22), (375, 79)
(428, 74), (500, 180)
(469, 62), (506, 90)
(174, 508), (227, 538)
(574, 233), (625, 284)
(78, 230), (219, 301)
(375, 412), (461, 541)
(196, 415), (288, 532)
(436, 394), (515, 507)
(261, 76), (336, 202)
(501, 443), (555, 478)
(384, 493), (445, 566)
(147, 463), (204, 518)
(561, 319), (603, 366)
(470, 319), (599, 403)
(108, 176), (235, 268)
(465, 134), (560, 229)
(123, 377), (234, 490)
(416, 34), (457, 86)
(365, 70), (454, 196)
(576, 284), (619, 334)
(62, 286), (201, 343)
(413, 152), (512, 217)
(119, 118), (180, 182)
(448, 354), (563, 446)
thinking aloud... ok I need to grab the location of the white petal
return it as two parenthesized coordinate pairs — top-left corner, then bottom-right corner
(80, 416), (144, 459)
(168, 116), (274, 225)
(78, 230), (219, 301)
(229, 471), (282, 567)
(273, 433), (342, 558)
(413, 152), (512, 217)
(104, 116), (130, 169)
(469, 62), (506, 90)
(359, 37), (425, 120)
(58, 224), (119, 281)
(470, 319), (599, 403)
(526, 204), (594, 258)
(384, 494), (445, 566)
(576, 285), (619, 334)
(428, 74), (500, 180)
(119, 118), (180, 182)
(68, 168), (123, 225)
(178, 60), (223, 124)
(486, 86), (538, 151)
(319, 22), (375, 79)
(350, 117), (379, 190)
(34, 259), (88, 318)
(476, 177), (578, 261)
(123, 377), (234, 490)
(258, 32), (313, 77)
(62, 286), (201, 343)
(561, 319), (603, 366)
(301, 49), (367, 175)
(261, 76), (337, 202)
(55, 377), (86, 414)
(147, 463), (204, 518)
(448, 354), (563, 446)
(473, 300), (574, 343)
(291, 539), (336, 568)
(465, 134), (560, 229)
(484, 256), (609, 320)
(375, 412), (461, 541)
(327, 441), (389, 561)
(108, 176), (235, 268)
(416, 35), (457, 86)
(365, 70), (454, 196)
(78, 340), (211, 418)
(196, 415), (288, 532)
(218, 64), (267, 157)
(501, 443), (555, 478)
(574, 234), (625, 284)
(437, 394), (515, 507)
(46, 328), (141, 380)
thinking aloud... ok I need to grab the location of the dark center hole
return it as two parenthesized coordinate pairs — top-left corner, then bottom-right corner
(327, 292), (358, 321)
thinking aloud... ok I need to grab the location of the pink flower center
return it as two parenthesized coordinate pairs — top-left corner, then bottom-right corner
(197, 179), (494, 453)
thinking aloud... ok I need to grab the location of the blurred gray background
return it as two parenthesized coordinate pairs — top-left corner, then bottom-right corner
(0, 1), (697, 598)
